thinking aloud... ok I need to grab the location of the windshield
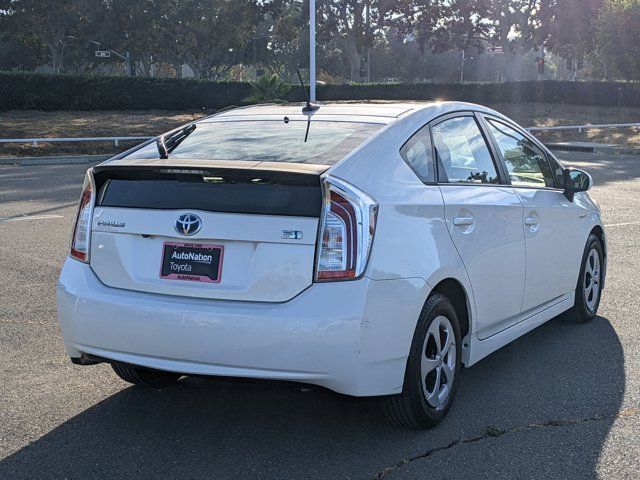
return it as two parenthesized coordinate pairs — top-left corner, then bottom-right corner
(126, 120), (383, 165)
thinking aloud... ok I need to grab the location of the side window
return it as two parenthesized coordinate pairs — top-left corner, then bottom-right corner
(486, 118), (556, 188)
(400, 125), (434, 183)
(432, 116), (500, 184)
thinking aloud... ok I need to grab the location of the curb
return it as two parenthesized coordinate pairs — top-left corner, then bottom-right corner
(546, 143), (640, 155)
(0, 155), (111, 166)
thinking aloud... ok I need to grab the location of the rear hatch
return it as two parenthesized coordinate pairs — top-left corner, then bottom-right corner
(89, 163), (325, 302)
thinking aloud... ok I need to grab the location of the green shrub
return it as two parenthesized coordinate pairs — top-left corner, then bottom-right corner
(295, 81), (640, 107)
(246, 74), (291, 103)
(1, 71), (639, 112)
(0, 72), (251, 111)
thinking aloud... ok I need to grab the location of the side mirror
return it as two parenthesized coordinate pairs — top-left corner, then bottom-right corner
(563, 168), (592, 202)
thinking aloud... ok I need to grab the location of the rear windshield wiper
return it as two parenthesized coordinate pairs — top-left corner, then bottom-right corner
(157, 124), (197, 159)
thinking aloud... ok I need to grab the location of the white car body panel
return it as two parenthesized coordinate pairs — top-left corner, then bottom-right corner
(58, 258), (430, 396)
(91, 207), (319, 302)
(515, 188), (587, 311)
(440, 185), (526, 340)
(57, 101), (607, 396)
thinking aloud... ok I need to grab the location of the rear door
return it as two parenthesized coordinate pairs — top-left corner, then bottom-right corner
(89, 165), (323, 303)
(433, 113), (526, 340)
(482, 116), (584, 311)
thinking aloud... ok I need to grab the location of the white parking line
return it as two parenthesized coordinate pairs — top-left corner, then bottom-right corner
(604, 221), (640, 228)
(0, 214), (64, 223)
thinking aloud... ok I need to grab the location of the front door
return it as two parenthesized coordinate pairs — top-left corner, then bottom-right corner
(482, 116), (584, 312)
(432, 114), (526, 340)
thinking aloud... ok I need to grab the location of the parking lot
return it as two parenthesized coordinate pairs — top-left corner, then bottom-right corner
(1, 151), (639, 479)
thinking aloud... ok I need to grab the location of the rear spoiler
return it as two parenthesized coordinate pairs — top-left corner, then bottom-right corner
(94, 159), (329, 176)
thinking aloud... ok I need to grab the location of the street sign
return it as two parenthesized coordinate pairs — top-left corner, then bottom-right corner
(95, 51), (111, 58)
(488, 46), (503, 55)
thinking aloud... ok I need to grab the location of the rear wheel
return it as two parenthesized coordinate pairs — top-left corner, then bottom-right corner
(563, 234), (604, 323)
(382, 293), (462, 429)
(111, 363), (182, 387)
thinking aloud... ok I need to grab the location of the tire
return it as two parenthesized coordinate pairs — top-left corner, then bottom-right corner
(111, 363), (182, 387)
(382, 292), (462, 429)
(562, 234), (604, 323)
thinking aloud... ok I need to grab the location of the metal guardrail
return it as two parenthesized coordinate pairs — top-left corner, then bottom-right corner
(0, 136), (152, 147)
(527, 123), (640, 134)
(0, 122), (639, 146)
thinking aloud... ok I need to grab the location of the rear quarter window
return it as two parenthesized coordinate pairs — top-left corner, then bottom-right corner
(400, 125), (435, 183)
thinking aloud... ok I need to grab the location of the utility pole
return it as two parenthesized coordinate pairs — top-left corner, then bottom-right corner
(460, 49), (466, 83)
(309, 0), (317, 102)
(366, 1), (371, 83)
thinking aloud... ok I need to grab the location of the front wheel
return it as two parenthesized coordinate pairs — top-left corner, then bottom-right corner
(382, 293), (462, 429)
(563, 234), (604, 323)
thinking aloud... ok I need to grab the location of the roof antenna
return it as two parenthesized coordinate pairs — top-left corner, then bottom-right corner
(296, 68), (320, 114)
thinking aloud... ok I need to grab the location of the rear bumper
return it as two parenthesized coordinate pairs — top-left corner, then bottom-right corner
(57, 258), (429, 396)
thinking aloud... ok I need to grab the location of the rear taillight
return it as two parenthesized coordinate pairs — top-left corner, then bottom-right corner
(315, 177), (378, 282)
(70, 170), (96, 263)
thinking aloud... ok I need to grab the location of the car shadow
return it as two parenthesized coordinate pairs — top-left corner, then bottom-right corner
(0, 316), (623, 480)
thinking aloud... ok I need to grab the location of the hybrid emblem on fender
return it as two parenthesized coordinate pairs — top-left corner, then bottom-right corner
(175, 214), (202, 236)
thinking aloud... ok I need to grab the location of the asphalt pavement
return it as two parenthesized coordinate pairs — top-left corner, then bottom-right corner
(0, 152), (639, 479)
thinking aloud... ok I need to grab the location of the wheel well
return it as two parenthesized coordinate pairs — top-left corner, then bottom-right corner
(432, 279), (470, 339)
(591, 226), (606, 257)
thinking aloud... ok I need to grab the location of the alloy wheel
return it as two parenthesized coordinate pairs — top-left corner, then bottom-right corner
(421, 315), (456, 409)
(584, 248), (601, 312)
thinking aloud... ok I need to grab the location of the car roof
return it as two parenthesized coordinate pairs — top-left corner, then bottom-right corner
(213, 103), (417, 119)
(100, 101), (509, 170)
(201, 101), (505, 126)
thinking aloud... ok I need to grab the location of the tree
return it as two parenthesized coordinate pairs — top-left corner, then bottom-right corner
(1, 0), (101, 73)
(394, 0), (489, 55)
(95, 0), (171, 77)
(0, 32), (43, 71)
(392, 0), (445, 54)
(169, 0), (259, 80)
(596, 0), (640, 80)
(258, 0), (308, 81)
(317, 1), (401, 82)
(540, 0), (603, 75)
(482, 0), (551, 81)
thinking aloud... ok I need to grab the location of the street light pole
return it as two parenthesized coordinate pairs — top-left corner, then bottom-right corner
(309, 0), (316, 102)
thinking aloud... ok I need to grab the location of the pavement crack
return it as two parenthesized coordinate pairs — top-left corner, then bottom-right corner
(374, 408), (639, 480)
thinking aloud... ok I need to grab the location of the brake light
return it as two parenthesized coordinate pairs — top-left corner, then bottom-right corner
(70, 170), (95, 263)
(315, 178), (378, 281)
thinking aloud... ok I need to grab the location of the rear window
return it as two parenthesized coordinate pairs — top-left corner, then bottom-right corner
(126, 120), (382, 165)
(95, 168), (323, 217)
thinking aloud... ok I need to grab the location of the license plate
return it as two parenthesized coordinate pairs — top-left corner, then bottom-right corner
(160, 242), (223, 283)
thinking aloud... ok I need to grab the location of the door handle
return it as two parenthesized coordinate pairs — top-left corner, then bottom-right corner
(453, 216), (475, 227)
(524, 216), (538, 226)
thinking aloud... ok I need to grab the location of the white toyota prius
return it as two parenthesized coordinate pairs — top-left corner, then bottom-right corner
(57, 102), (606, 428)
